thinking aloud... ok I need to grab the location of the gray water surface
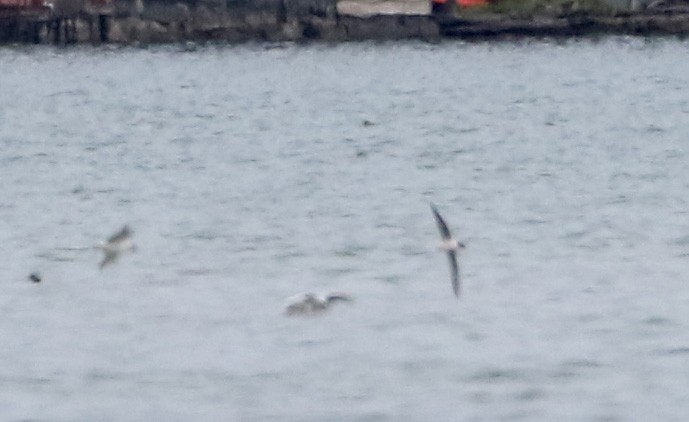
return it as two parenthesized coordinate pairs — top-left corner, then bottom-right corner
(2, 38), (689, 421)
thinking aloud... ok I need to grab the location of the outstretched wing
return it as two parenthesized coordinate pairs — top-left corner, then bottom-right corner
(447, 250), (460, 298)
(108, 225), (131, 243)
(430, 204), (452, 240)
(99, 250), (119, 270)
(326, 293), (352, 304)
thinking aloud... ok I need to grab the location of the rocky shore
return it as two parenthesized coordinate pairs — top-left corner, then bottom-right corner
(3, 0), (689, 44)
(99, 0), (440, 43)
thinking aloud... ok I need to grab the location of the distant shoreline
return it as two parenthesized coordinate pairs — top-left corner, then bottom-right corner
(3, 0), (689, 45)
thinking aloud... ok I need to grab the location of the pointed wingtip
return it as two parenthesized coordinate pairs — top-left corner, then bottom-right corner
(430, 203), (441, 220)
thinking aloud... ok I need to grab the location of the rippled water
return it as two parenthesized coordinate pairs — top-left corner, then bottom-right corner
(2, 37), (689, 420)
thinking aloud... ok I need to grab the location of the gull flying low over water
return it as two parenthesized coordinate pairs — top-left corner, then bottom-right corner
(431, 203), (465, 298)
(283, 292), (353, 316)
(96, 225), (136, 270)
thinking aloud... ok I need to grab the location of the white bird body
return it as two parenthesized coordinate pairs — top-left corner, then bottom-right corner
(96, 225), (136, 269)
(283, 292), (352, 316)
(438, 238), (462, 252)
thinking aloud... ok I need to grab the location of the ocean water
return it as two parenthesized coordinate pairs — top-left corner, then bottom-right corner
(2, 37), (689, 421)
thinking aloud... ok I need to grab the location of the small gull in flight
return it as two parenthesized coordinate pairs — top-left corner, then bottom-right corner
(431, 203), (465, 297)
(283, 292), (352, 316)
(96, 225), (136, 270)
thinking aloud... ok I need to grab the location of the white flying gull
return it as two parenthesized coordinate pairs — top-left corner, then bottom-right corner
(283, 292), (352, 316)
(96, 225), (136, 270)
(431, 203), (465, 298)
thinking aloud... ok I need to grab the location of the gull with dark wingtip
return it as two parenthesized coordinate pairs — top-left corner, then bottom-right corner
(96, 225), (136, 270)
(431, 203), (465, 297)
(283, 292), (352, 316)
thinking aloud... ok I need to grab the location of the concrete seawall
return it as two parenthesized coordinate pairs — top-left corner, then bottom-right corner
(109, 0), (440, 43)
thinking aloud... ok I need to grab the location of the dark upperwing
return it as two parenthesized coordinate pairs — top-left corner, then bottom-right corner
(430, 204), (452, 240)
